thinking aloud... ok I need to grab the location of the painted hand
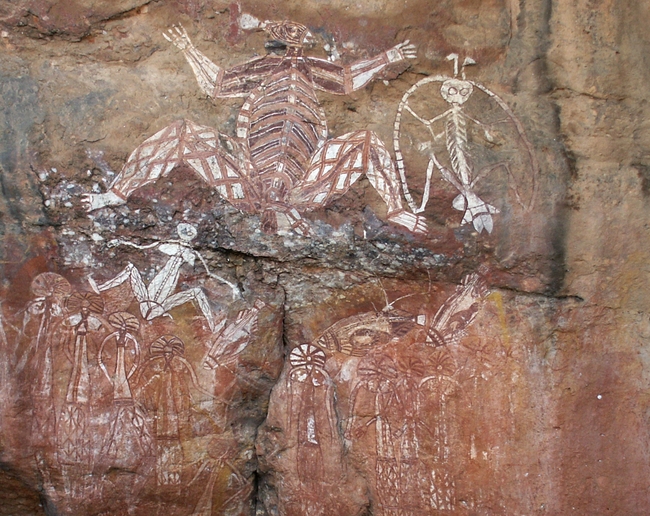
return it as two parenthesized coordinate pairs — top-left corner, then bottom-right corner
(163, 24), (193, 51)
(81, 191), (125, 212)
(386, 40), (417, 63)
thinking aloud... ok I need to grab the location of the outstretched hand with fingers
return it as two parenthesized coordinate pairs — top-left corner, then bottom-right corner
(387, 40), (417, 63)
(163, 24), (193, 51)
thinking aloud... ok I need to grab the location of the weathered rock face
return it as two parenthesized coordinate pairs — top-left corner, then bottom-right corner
(1, 0), (649, 514)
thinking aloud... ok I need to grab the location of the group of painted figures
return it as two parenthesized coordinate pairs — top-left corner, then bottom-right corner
(9, 255), (487, 515)
(82, 19), (536, 236)
(9, 259), (264, 514)
(279, 274), (487, 515)
(15, 16), (536, 515)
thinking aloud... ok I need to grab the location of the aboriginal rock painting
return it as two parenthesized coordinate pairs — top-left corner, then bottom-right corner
(269, 274), (496, 515)
(3, 236), (270, 515)
(79, 18), (540, 239)
(88, 223), (238, 330)
(394, 54), (539, 233)
(82, 19), (427, 236)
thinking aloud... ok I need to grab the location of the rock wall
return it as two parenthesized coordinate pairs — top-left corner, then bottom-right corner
(0, 0), (648, 514)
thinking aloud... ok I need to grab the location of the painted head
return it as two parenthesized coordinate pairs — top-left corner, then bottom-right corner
(289, 343), (328, 385)
(177, 222), (198, 242)
(440, 78), (473, 105)
(261, 20), (315, 48)
(151, 334), (185, 367)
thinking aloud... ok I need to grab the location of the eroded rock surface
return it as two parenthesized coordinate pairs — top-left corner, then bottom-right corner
(1, 0), (649, 514)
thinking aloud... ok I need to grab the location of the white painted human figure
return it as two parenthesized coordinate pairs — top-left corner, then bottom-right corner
(97, 312), (154, 476)
(345, 352), (409, 515)
(62, 292), (104, 408)
(89, 223), (238, 332)
(133, 334), (215, 487)
(395, 54), (510, 233)
(58, 291), (104, 499)
(18, 273), (72, 446)
(82, 19), (427, 236)
(416, 273), (487, 510)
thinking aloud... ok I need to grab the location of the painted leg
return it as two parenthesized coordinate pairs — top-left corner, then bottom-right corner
(89, 263), (158, 320)
(83, 121), (187, 211)
(281, 208), (315, 237)
(290, 130), (427, 234)
(83, 120), (258, 213)
(180, 121), (259, 213)
(437, 159), (500, 234)
(161, 288), (215, 331)
(89, 262), (147, 299)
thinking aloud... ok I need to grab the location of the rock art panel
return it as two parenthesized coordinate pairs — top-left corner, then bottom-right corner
(2, 247), (283, 515)
(83, 19), (427, 237)
(4, 1), (645, 514)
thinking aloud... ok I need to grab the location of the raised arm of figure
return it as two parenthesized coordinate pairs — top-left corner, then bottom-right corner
(164, 24), (223, 98)
(164, 24), (273, 98)
(310, 40), (417, 94)
(195, 250), (240, 300)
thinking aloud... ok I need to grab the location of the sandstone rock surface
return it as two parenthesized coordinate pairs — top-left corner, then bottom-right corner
(0, 0), (649, 514)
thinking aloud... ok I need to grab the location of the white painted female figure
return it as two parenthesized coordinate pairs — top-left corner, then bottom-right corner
(134, 334), (215, 487)
(89, 223), (238, 332)
(287, 344), (338, 488)
(57, 291), (104, 498)
(97, 312), (153, 483)
(18, 273), (71, 448)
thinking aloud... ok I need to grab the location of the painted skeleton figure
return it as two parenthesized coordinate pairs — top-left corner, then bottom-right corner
(83, 20), (426, 236)
(394, 54), (538, 233)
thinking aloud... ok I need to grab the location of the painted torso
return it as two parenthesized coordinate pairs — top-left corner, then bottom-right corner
(236, 48), (328, 204)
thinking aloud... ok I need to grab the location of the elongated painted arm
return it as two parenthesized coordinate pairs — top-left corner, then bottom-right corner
(164, 24), (272, 98)
(107, 239), (159, 251)
(310, 41), (417, 94)
(164, 24), (222, 97)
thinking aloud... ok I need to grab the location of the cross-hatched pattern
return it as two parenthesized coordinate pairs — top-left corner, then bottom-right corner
(429, 469), (455, 510)
(376, 457), (401, 514)
(101, 404), (154, 467)
(290, 130), (403, 215)
(112, 120), (258, 212)
(89, 28), (428, 235)
(157, 438), (183, 486)
(57, 404), (90, 466)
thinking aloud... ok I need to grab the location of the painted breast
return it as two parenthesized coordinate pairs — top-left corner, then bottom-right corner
(236, 57), (328, 202)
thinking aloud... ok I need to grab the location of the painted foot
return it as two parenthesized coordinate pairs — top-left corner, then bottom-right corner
(81, 191), (125, 212)
(261, 210), (279, 234)
(472, 213), (494, 234)
(387, 209), (428, 235)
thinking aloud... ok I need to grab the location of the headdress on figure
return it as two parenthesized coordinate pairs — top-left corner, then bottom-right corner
(151, 334), (185, 357)
(261, 20), (312, 47)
